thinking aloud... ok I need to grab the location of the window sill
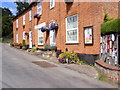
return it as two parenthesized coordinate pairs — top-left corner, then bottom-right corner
(50, 7), (54, 10)
(65, 42), (79, 45)
(38, 44), (44, 46)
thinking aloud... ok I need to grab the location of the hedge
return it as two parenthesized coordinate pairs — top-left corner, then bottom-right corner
(101, 18), (120, 35)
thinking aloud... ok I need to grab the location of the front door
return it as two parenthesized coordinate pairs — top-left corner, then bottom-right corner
(50, 30), (56, 46)
(29, 31), (32, 48)
(16, 34), (18, 43)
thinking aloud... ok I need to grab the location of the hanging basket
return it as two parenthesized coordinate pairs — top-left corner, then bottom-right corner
(25, 31), (29, 35)
(40, 26), (49, 32)
(34, 14), (41, 19)
(49, 21), (58, 30)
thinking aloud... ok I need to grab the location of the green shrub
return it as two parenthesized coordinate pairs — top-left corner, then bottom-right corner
(22, 40), (26, 47)
(44, 44), (57, 50)
(58, 51), (80, 64)
(101, 19), (120, 35)
(44, 44), (51, 50)
(50, 46), (57, 50)
(31, 46), (38, 53)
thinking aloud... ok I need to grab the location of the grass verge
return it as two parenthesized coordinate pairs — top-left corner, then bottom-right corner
(0, 41), (11, 43)
(97, 69), (119, 87)
(98, 70), (109, 81)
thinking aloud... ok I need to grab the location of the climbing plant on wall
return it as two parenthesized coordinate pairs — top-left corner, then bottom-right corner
(104, 12), (113, 22)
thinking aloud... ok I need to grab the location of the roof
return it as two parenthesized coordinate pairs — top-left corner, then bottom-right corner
(13, 2), (37, 20)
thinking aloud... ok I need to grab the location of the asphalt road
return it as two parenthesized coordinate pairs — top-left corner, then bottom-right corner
(1, 43), (117, 88)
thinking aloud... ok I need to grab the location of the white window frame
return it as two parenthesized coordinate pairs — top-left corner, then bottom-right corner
(66, 14), (79, 44)
(23, 14), (25, 25)
(37, 2), (42, 15)
(29, 10), (32, 21)
(23, 31), (26, 40)
(50, 0), (55, 9)
(16, 19), (18, 28)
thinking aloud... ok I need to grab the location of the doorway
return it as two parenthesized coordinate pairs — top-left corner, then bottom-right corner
(50, 30), (56, 46)
(29, 31), (32, 48)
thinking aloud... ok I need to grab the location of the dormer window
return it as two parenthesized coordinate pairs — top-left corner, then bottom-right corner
(50, 0), (55, 9)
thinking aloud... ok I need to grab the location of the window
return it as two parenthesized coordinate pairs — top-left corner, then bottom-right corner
(23, 31), (25, 40)
(50, 0), (55, 9)
(36, 22), (46, 45)
(16, 19), (18, 28)
(23, 14), (25, 25)
(38, 29), (44, 45)
(29, 10), (32, 21)
(66, 14), (78, 43)
(37, 2), (42, 15)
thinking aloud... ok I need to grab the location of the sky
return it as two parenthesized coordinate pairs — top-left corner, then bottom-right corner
(0, 0), (17, 15)
(0, 0), (119, 16)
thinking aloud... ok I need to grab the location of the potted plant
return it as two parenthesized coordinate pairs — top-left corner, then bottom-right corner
(22, 40), (27, 50)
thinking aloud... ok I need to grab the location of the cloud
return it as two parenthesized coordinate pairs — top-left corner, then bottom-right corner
(1, 2), (17, 15)
(9, 7), (17, 15)
(9, 8), (15, 12)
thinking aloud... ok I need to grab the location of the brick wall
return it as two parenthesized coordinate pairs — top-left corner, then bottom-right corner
(95, 60), (120, 82)
(13, 2), (119, 55)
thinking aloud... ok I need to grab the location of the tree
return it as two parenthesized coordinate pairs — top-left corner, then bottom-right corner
(14, 0), (29, 15)
(2, 7), (14, 40)
(2, 8), (12, 16)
